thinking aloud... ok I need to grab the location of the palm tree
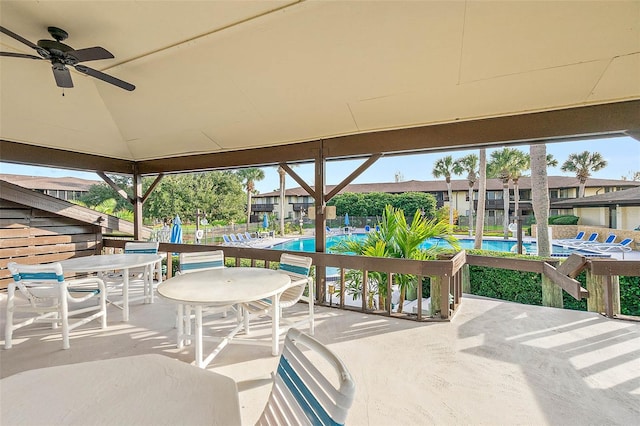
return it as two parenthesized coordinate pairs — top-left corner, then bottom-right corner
(236, 168), (265, 231)
(508, 151), (530, 217)
(432, 155), (456, 228)
(530, 144), (551, 256)
(453, 154), (478, 237)
(488, 148), (522, 238)
(332, 205), (458, 313)
(473, 149), (487, 249)
(560, 151), (607, 198)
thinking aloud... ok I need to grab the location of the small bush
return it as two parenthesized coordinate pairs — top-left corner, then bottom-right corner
(548, 215), (579, 225)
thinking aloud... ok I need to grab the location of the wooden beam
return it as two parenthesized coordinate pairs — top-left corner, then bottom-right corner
(324, 154), (382, 202)
(279, 163), (315, 199)
(97, 172), (133, 204)
(543, 262), (588, 300)
(0, 140), (134, 174)
(141, 173), (164, 203)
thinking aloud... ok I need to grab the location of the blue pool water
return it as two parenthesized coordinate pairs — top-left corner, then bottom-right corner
(268, 234), (604, 257)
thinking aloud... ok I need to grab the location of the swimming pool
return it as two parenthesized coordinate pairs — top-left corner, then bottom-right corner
(268, 234), (607, 257)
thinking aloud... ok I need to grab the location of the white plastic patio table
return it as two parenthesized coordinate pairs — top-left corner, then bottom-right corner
(0, 354), (241, 425)
(59, 253), (162, 322)
(158, 267), (290, 368)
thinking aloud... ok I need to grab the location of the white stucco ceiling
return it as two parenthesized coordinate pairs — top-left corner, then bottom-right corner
(1, 1), (639, 162)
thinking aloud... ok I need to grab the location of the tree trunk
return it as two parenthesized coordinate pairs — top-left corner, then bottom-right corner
(278, 167), (286, 236)
(513, 177), (520, 215)
(578, 180), (586, 198)
(446, 177), (453, 228)
(474, 149), (486, 249)
(246, 183), (253, 232)
(502, 179), (510, 239)
(467, 182), (474, 236)
(530, 144), (551, 256)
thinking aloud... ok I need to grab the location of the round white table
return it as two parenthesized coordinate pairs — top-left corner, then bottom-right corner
(158, 267), (291, 368)
(60, 254), (162, 322)
(0, 354), (241, 425)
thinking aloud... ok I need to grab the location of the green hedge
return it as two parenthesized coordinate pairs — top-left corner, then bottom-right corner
(469, 263), (639, 316)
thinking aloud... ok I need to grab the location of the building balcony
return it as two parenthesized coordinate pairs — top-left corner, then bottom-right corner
(292, 202), (313, 212)
(251, 203), (274, 212)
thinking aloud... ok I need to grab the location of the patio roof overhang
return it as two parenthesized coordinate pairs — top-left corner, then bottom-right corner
(1, 1), (639, 175)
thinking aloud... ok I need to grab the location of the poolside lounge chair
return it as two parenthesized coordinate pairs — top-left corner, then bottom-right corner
(555, 231), (586, 245)
(245, 231), (260, 243)
(364, 225), (371, 232)
(326, 226), (337, 235)
(236, 233), (255, 245)
(582, 234), (617, 246)
(562, 232), (599, 247)
(590, 238), (633, 254)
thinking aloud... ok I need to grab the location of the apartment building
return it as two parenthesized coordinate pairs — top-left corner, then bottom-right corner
(252, 176), (640, 226)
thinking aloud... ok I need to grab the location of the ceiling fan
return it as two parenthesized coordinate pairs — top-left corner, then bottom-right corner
(0, 25), (135, 91)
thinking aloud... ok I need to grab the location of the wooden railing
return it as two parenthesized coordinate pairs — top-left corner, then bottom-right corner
(101, 239), (639, 321)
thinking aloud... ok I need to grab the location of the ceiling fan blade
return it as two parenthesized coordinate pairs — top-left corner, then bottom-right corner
(67, 47), (114, 63)
(0, 51), (43, 60)
(0, 26), (40, 51)
(74, 65), (135, 91)
(52, 65), (73, 88)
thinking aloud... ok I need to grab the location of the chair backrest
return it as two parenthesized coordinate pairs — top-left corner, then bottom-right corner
(586, 233), (598, 242)
(245, 232), (254, 241)
(222, 234), (232, 244)
(229, 234), (240, 243)
(364, 225), (371, 232)
(124, 241), (159, 254)
(619, 238), (633, 246)
(278, 253), (313, 303)
(237, 233), (248, 242)
(257, 329), (355, 426)
(7, 262), (66, 299)
(603, 234), (617, 244)
(179, 251), (225, 274)
(574, 231), (586, 240)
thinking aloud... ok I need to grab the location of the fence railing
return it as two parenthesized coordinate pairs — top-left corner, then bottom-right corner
(102, 238), (639, 321)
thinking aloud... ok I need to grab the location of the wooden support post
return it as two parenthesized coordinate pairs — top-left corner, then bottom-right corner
(166, 253), (173, 279)
(441, 275), (450, 320)
(339, 268), (345, 308)
(430, 276), (441, 317)
(586, 270), (620, 316)
(461, 264), (470, 294)
(541, 275), (563, 308)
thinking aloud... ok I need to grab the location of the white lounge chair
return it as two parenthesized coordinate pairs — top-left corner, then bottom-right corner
(256, 328), (355, 426)
(555, 231), (586, 245)
(5, 262), (107, 350)
(562, 232), (599, 247)
(590, 238), (633, 255)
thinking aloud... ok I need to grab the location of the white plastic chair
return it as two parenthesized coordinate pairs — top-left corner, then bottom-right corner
(256, 328), (355, 426)
(175, 251), (230, 348)
(242, 253), (314, 336)
(5, 262), (107, 350)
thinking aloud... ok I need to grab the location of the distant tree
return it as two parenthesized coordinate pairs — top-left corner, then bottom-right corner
(621, 171), (640, 181)
(432, 155), (456, 228)
(394, 171), (405, 182)
(453, 154), (478, 236)
(474, 149), (487, 249)
(488, 147), (528, 239)
(391, 192), (437, 219)
(236, 168), (265, 231)
(560, 151), (607, 198)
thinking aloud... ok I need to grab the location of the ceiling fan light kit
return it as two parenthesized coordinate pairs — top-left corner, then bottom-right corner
(0, 25), (135, 91)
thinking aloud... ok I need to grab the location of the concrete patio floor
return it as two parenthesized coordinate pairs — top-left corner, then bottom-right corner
(1, 291), (639, 425)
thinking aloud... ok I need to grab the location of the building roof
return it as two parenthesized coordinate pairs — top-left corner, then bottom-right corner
(0, 174), (101, 191)
(255, 176), (640, 198)
(552, 186), (640, 208)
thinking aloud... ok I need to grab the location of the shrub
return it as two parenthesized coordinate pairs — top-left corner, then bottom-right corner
(548, 215), (579, 225)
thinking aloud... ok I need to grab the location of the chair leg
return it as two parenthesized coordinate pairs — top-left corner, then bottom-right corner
(4, 285), (15, 349)
(60, 295), (70, 350)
